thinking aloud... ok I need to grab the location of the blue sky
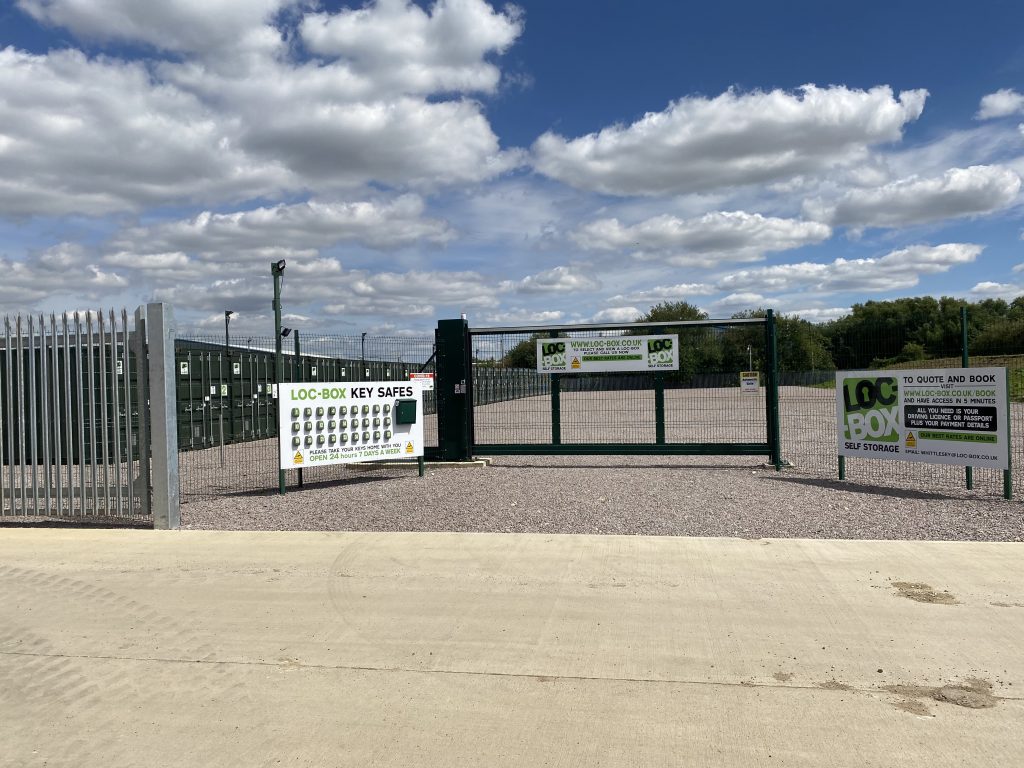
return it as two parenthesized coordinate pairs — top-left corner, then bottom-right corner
(0, 0), (1023, 338)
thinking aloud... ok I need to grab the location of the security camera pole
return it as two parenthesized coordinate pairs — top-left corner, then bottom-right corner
(271, 259), (287, 494)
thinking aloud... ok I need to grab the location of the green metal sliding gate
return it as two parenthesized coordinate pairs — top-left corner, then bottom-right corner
(434, 314), (782, 466)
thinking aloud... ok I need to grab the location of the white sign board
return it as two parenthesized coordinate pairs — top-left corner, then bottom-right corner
(537, 335), (679, 373)
(278, 381), (423, 470)
(409, 372), (435, 391)
(836, 368), (1008, 470)
(740, 371), (760, 394)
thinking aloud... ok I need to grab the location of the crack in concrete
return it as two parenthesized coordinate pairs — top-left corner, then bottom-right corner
(2, 649), (1019, 701)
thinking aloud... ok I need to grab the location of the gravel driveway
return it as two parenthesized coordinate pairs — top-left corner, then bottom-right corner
(181, 454), (1024, 541)
(176, 385), (1023, 540)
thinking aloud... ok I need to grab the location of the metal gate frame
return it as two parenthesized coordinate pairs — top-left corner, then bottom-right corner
(435, 313), (782, 468)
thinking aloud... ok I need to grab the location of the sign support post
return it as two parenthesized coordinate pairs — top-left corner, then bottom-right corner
(1005, 377), (1013, 500)
(962, 306), (973, 490)
(271, 259), (286, 495)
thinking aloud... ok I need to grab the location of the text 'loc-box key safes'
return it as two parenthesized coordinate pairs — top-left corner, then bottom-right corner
(278, 381), (425, 470)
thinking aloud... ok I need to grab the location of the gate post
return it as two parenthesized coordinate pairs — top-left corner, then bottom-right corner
(766, 309), (782, 472)
(146, 303), (180, 529)
(436, 318), (473, 461)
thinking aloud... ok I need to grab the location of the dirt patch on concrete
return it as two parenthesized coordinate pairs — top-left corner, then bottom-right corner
(893, 699), (933, 717)
(891, 581), (958, 604)
(883, 684), (933, 698)
(773, 672), (794, 682)
(818, 680), (853, 691)
(991, 601), (1024, 608)
(883, 678), (997, 711)
(933, 679), (998, 709)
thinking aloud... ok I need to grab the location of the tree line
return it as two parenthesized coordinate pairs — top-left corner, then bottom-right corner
(495, 295), (1024, 375)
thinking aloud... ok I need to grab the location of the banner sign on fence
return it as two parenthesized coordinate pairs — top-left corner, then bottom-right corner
(278, 381), (423, 469)
(537, 334), (679, 373)
(836, 367), (1009, 470)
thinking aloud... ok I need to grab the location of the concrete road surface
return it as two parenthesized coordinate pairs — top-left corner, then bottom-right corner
(1, 529), (1022, 767)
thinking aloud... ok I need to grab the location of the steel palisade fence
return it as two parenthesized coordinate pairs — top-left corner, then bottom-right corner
(0, 304), (179, 524)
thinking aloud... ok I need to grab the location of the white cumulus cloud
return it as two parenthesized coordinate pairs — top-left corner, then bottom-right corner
(710, 292), (767, 314)
(573, 211), (831, 266)
(608, 283), (716, 304)
(969, 281), (1024, 300)
(2, 0), (524, 217)
(591, 307), (641, 323)
(0, 47), (290, 216)
(482, 309), (566, 324)
(0, 242), (127, 308)
(783, 307), (851, 323)
(106, 195), (453, 261)
(300, 0), (523, 96)
(16, 0), (290, 53)
(502, 265), (601, 294)
(533, 85), (927, 196)
(716, 243), (983, 295)
(976, 89), (1024, 120)
(807, 165), (1021, 230)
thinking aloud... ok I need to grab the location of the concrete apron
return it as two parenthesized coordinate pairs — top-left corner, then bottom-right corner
(0, 530), (1021, 767)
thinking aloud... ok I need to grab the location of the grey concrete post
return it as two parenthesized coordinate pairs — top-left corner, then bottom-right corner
(147, 303), (179, 529)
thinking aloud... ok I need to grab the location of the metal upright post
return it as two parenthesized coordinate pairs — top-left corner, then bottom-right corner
(1004, 371), (1013, 500)
(549, 331), (561, 445)
(225, 310), (234, 444)
(146, 303), (179, 529)
(766, 310), (782, 471)
(218, 352), (225, 469)
(961, 306), (973, 491)
(272, 261), (286, 495)
(654, 371), (666, 444)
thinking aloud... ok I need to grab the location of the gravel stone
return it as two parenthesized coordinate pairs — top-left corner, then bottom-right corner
(179, 387), (1022, 539)
(180, 453), (1023, 541)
